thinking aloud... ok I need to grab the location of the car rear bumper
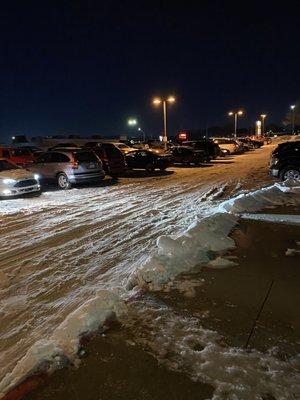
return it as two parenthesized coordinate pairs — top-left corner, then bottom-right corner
(70, 171), (105, 183)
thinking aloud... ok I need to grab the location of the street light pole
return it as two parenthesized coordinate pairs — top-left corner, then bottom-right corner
(290, 105), (296, 135)
(153, 96), (176, 151)
(261, 114), (267, 135)
(163, 100), (167, 149)
(228, 110), (243, 138)
(234, 113), (238, 138)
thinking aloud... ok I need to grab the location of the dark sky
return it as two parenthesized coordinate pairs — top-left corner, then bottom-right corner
(0, 1), (299, 142)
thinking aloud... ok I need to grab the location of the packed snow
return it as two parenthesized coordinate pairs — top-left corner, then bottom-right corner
(0, 143), (300, 399)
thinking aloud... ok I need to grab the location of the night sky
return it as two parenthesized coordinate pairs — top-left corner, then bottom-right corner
(0, 1), (299, 143)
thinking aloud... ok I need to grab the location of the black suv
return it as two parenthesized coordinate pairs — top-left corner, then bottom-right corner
(269, 141), (300, 180)
(182, 140), (220, 161)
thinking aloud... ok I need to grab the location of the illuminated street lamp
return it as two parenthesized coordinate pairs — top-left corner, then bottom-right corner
(260, 114), (267, 135)
(228, 110), (243, 138)
(128, 118), (137, 126)
(153, 96), (176, 149)
(290, 105), (296, 135)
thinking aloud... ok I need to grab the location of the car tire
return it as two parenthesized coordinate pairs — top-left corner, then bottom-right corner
(279, 167), (300, 181)
(57, 173), (72, 190)
(31, 190), (42, 197)
(145, 163), (155, 172)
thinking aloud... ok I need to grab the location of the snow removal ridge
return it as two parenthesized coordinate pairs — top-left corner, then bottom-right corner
(128, 181), (300, 290)
(1, 181), (300, 398)
(0, 290), (127, 397)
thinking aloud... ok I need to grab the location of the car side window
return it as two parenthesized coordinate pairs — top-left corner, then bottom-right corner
(51, 152), (70, 162)
(36, 153), (53, 163)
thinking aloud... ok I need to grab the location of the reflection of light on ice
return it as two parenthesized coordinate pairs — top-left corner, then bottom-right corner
(241, 213), (300, 225)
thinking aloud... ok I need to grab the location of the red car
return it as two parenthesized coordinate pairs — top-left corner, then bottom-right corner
(0, 147), (40, 167)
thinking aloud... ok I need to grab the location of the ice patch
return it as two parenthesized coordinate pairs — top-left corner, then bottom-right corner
(241, 213), (300, 225)
(127, 300), (300, 400)
(207, 256), (238, 269)
(285, 248), (300, 256)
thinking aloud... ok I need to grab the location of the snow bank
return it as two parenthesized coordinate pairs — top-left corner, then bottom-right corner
(128, 181), (300, 290)
(0, 290), (126, 397)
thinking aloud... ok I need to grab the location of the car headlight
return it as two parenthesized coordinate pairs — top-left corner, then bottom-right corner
(270, 156), (279, 166)
(34, 174), (40, 180)
(2, 189), (12, 195)
(2, 178), (16, 184)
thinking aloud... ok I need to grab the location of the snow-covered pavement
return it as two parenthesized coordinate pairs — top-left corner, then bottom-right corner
(0, 143), (294, 397)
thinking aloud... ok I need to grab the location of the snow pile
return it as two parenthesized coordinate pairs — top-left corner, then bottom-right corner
(0, 290), (126, 397)
(127, 212), (238, 290)
(128, 181), (300, 290)
(220, 180), (300, 214)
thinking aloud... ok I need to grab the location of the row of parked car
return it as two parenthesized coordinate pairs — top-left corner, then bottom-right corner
(0, 136), (275, 198)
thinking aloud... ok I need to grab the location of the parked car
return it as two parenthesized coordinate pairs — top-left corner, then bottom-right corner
(125, 150), (171, 172)
(168, 146), (206, 166)
(29, 149), (105, 189)
(0, 146), (41, 167)
(212, 138), (243, 155)
(238, 138), (256, 151)
(248, 136), (264, 148)
(0, 158), (41, 198)
(17, 145), (43, 155)
(182, 140), (220, 161)
(84, 142), (126, 177)
(269, 141), (300, 180)
(48, 143), (78, 151)
(113, 142), (136, 154)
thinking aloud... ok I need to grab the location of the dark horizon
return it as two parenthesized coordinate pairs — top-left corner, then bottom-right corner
(0, 1), (299, 143)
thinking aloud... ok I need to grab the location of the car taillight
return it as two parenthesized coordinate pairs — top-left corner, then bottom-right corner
(72, 161), (79, 169)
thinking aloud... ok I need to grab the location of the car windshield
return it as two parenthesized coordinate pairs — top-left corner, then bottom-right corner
(75, 151), (99, 163)
(0, 160), (19, 171)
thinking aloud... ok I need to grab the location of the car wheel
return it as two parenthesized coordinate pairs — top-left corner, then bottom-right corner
(31, 190), (42, 197)
(279, 167), (300, 181)
(57, 173), (72, 189)
(145, 163), (154, 172)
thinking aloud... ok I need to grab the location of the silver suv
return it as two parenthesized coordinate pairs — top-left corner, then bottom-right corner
(29, 149), (105, 189)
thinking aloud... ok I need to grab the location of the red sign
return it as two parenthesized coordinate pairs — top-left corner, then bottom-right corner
(177, 132), (188, 140)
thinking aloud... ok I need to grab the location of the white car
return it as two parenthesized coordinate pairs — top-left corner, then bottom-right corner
(0, 159), (41, 198)
(213, 138), (239, 154)
(113, 143), (136, 154)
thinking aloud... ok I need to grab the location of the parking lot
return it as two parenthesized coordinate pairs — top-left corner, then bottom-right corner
(0, 143), (278, 389)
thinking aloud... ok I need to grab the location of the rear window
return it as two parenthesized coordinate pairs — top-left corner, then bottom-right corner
(75, 151), (99, 163)
(102, 144), (122, 158)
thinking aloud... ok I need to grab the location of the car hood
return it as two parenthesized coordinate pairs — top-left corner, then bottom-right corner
(0, 168), (35, 180)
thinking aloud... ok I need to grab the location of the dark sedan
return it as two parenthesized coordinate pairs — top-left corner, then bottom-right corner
(125, 150), (171, 172)
(169, 146), (206, 166)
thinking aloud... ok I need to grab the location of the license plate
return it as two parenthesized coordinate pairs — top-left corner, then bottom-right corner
(21, 187), (33, 193)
